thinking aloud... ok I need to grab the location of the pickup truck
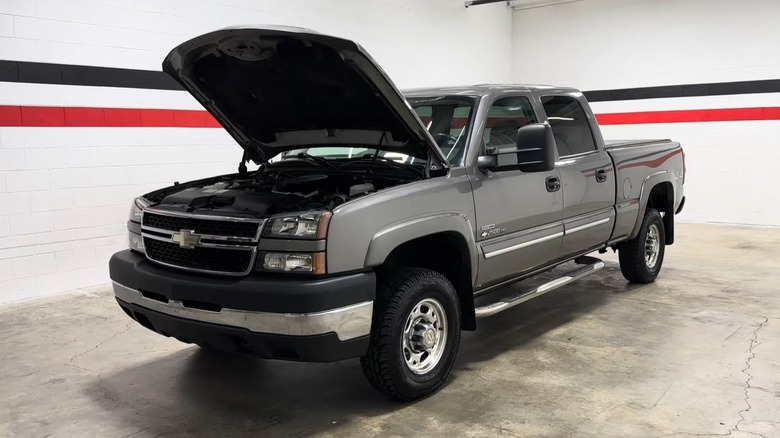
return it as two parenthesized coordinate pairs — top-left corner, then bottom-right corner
(109, 26), (686, 401)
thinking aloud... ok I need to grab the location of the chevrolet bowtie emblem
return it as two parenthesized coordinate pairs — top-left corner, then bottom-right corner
(171, 230), (201, 249)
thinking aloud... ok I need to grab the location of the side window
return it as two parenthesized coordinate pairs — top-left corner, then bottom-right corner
(483, 96), (537, 166)
(412, 100), (473, 166)
(541, 95), (597, 157)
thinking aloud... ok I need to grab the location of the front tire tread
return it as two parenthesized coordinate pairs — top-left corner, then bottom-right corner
(360, 268), (460, 401)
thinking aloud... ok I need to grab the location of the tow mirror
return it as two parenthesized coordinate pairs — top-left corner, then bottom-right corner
(514, 122), (556, 173)
(477, 122), (556, 173)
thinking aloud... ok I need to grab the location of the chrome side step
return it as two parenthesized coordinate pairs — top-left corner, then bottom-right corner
(474, 256), (605, 318)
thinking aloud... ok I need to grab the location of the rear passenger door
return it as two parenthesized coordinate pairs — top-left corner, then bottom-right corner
(472, 94), (564, 288)
(541, 94), (616, 256)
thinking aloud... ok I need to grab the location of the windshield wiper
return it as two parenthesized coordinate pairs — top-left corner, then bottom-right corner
(347, 154), (423, 178)
(284, 152), (337, 170)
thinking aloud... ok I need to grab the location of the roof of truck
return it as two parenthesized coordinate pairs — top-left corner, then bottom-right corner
(402, 84), (582, 96)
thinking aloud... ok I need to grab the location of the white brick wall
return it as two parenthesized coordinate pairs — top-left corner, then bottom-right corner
(0, 0), (513, 303)
(30, 189), (73, 212)
(0, 193), (29, 215)
(0, 14), (13, 38)
(12, 253), (56, 278)
(6, 170), (51, 192)
(0, 127), (240, 303)
(9, 211), (53, 235)
(0, 150), (25, 170)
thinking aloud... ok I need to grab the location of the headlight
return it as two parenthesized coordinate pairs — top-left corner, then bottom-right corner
(260, 252), (325, 274)
(264, 211), (331, 239)
(128, 198), (148, 252)
(128, 197), (149, 223)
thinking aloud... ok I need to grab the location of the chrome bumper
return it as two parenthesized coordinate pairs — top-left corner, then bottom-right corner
(112, 281), (373, 341)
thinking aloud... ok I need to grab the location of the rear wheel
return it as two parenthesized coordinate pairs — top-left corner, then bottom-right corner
(619, 208), (665, 283)
(360, 268), (461, 401)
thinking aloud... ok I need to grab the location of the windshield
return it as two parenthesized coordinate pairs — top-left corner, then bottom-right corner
(283, 95), (476, 166)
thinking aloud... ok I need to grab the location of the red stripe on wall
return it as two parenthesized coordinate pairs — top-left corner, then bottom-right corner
(0, 106), (22, 125)
(2, 105), (780, 128)
(21, 106), (65, 126)
(0, 106), (219, 127)
(139, 109), (175, 127)
(596, 107), (780, 125)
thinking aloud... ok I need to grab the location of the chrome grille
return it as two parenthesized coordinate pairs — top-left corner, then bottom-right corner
(140, 209), (265, 276)
(143, 237), (254, 274)
(143, 212), (260, 239)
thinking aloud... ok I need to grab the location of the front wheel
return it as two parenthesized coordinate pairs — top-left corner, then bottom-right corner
(618, 208), (666, 283)
(360, 268), (461, 401)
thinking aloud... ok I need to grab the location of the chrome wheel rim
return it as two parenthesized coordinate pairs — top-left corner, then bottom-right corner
(645, 224), (661, 269)
(402, 298), (448, 375)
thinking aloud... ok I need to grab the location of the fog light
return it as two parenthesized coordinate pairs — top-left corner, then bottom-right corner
(128, 231), (145, 253)
(261, 252), (325, 274)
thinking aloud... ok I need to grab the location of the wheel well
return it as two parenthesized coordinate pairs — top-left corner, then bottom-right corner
(378, 232), (476, 331)
(647, 182), (675, 245)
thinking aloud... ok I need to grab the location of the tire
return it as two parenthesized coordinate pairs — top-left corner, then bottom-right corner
(360, 268), (461, 401)
(619, 208), (665, 283)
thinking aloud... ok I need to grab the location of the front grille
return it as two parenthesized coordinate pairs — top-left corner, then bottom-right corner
(143, 212), (260, 239)
(144, 238), (254, 274)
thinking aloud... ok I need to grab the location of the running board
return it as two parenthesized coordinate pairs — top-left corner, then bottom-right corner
(474, 256), (605, 318)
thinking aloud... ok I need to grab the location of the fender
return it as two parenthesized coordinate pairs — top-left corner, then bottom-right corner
(364, 212), (478, 286)
(629, 170), (675, 240)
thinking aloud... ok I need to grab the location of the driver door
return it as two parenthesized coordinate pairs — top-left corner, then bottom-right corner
(471, 95), (564, 289)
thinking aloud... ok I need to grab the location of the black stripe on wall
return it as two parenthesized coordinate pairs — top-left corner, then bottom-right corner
(583, 79), (780, 102)
(2, 60), (780, 101)
(0, 60), (180, 91)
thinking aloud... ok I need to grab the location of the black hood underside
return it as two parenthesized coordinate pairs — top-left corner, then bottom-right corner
(163, 26), (447, 165)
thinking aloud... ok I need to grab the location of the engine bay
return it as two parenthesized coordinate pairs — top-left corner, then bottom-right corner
(143, 161), (422, 218)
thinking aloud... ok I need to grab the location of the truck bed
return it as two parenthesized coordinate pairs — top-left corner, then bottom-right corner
(604, 139), (672, 149)
(603, 137), (684, 245)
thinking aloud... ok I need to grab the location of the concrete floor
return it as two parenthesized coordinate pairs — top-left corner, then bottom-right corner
(1, 223), (779, 438)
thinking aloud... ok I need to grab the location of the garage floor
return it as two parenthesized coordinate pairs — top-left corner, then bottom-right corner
(1, 223), (778, 438)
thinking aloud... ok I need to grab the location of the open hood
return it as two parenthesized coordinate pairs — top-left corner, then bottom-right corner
(163, 26), (448, 166)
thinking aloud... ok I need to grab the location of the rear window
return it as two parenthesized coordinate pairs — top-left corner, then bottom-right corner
(541, 95), (597, 157)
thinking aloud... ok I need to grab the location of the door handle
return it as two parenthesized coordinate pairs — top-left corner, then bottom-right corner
(595, 169), (607, 183)
(546, 176), (561, 192)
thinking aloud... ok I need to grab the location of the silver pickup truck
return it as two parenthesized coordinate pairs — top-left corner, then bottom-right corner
(109, 26), (686, 401)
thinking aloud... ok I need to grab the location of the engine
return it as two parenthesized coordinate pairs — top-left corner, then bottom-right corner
(153, 170), (386, 218)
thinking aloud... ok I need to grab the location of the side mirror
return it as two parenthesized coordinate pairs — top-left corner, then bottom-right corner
(477, 122), (556, 173)
(515, 122), (556, 172)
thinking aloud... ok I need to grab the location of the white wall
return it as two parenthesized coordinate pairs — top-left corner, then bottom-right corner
(0, 0), (513, 303)
(1, 0), (513, 88)
(511, 0), (780, 226)
(7, 0), (776, 304)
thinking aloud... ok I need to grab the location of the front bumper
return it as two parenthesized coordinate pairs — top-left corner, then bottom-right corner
(109, 250), (375, 361)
